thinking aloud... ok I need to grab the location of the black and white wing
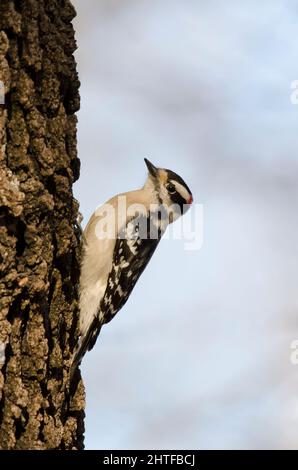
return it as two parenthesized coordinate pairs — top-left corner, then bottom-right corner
(72, 213), (163, 368)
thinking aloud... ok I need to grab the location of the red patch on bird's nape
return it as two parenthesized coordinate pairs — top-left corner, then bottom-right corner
(188, 195), (193, 205)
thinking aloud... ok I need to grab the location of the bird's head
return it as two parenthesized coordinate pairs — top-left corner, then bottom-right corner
(144, 158), (193, 221)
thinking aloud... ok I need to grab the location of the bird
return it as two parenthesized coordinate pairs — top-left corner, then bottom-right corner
(72, 158), (193, 373)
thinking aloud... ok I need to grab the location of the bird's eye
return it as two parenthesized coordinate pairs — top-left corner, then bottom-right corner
(166, 183), (176, 194)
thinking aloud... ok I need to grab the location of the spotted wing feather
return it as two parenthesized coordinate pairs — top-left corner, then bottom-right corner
(72, 213), (162, 368)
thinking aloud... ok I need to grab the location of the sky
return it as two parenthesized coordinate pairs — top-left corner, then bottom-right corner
(72, 0), (298, 449)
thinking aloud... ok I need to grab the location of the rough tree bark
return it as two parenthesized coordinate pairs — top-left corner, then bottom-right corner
(0, 0), (85, 449)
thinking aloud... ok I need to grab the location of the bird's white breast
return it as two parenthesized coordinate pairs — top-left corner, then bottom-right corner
(78, 187), (155, 338)
(79, 218), (116, 337)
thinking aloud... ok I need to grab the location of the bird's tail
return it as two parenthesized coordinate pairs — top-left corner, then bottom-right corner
(70, 320), (102, 383)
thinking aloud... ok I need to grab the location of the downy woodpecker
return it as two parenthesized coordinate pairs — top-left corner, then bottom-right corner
(72, 159), (193, 371)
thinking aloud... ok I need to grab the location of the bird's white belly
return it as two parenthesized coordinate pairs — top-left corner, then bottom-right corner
(79, 280), (106, 337)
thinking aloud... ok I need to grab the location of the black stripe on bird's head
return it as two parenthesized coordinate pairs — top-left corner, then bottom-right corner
(144, 158), (193, 215)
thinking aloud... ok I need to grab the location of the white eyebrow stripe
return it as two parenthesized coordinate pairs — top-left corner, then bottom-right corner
(171, 180), (190, 201)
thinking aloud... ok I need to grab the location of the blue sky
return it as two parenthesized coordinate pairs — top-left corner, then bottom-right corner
(72, 0), (298, 449)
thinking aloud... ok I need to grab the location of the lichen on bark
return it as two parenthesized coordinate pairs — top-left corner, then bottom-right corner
(0, 0), (84, 449)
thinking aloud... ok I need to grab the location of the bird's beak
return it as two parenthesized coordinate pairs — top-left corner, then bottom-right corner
(144, 158), (158, 178)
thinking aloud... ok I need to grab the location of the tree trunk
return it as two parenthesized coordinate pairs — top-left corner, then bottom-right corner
(0, 0), (85, 449)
